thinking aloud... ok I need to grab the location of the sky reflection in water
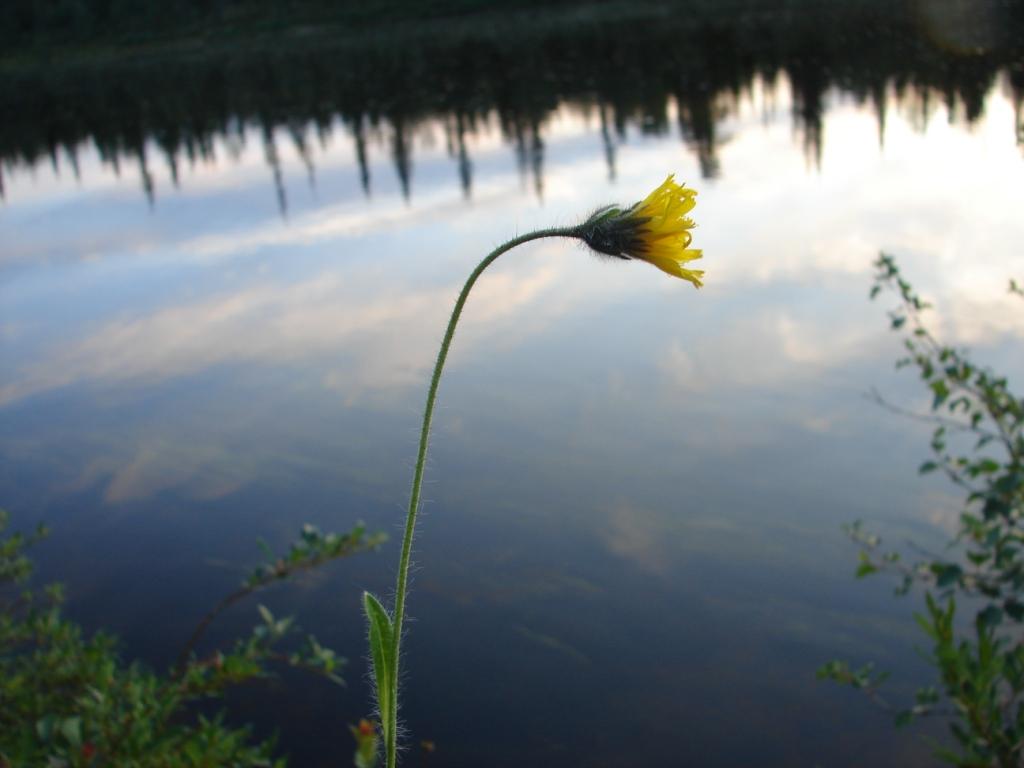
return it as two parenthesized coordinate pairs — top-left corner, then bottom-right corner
(3, 67), (1024, 766)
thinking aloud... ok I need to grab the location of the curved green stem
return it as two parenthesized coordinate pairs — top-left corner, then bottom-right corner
(386, 225), (580, 768)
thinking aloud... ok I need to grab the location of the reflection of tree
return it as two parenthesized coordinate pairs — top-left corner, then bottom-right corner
(598, 103), (616, 182)
(674, 22), (751, 179)
(788, 54), (826, 170)
(446, 112), (473, 199)
(1010, 1), (1024, 151)
(349, 115), (371, 196)
(262, 123), (287, 216)
(390, 115), (412, 202)
(1013, 70), (1024, 149)
(676, 87), (722, 180)
(290, 119), (316, 193)
(1, 0), (1022, 207)
(504, 114), (545, 200)
(869, 78), (887, 150)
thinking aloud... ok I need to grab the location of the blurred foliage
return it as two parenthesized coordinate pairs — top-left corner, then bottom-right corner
(349, 718), (379, 768)
(820, 254), (1024, 766)
(0, 508), (384, 767)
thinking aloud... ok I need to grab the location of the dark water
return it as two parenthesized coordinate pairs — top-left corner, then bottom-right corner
(4, 1), (1024, 765)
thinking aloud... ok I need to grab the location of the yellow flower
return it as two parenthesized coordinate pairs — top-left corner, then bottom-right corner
(580, 175), (704, 288)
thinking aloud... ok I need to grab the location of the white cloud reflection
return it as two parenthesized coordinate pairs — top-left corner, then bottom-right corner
(0, 248), (577, 407)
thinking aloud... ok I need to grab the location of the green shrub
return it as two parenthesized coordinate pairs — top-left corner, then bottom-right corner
(0, 509), (384, 767)
(821, 255), (1024, 767)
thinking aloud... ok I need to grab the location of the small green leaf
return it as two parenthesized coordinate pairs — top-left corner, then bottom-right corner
(977, 605), (1003, 630)
(350, 719), (380, 768)
(975, 458), (1000, 474)
(60, 716), (82, 748)
(363, 592), (395, 745)
(816, 660), (842, 680)
(894, 709), (914, 728)
(967, 551), (989, 566)
(257, 538), (273, 560)
(1004, 600), (1024, 622)
(855, 551), (878, 579)
(35, 716), (55, 741)
(930, 380), (950, 409)
(931, 563), (962, 589)
(914, 686), (939, 706)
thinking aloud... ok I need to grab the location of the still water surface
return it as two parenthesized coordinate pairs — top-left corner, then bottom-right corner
(3, 5), (1024, 765)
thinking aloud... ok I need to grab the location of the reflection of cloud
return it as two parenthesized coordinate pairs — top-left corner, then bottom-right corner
(3, 274), (413, 404)
(53, 439), (255, 504)
(944, 292), (1024, 345)
(0, 274), (409, 405)
(658, 343), (703, 393)
(799, 416), (834, 434)
(184, 184), (474, 263)
(601, 500), (748, 578)
(917, 489), (965, 538)
(602, 501), (673, 577)
(0, 256), (567, 408)
(513, 624), (590, 665)
(659, 309), (874, 393)
(104, 440), (249, 503)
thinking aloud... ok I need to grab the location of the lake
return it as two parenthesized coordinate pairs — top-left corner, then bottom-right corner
(3, 1), (1024, 765)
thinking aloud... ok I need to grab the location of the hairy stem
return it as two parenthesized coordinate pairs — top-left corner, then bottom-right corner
(386, 226), (580, 768)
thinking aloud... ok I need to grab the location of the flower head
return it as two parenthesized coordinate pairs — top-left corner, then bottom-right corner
(580, 175), (704, 288)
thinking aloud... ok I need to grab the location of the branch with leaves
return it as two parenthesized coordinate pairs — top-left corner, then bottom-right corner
(176, 522), (383, 672)
(820, 254), (1024, 767)
(0, 510), (384, 767)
